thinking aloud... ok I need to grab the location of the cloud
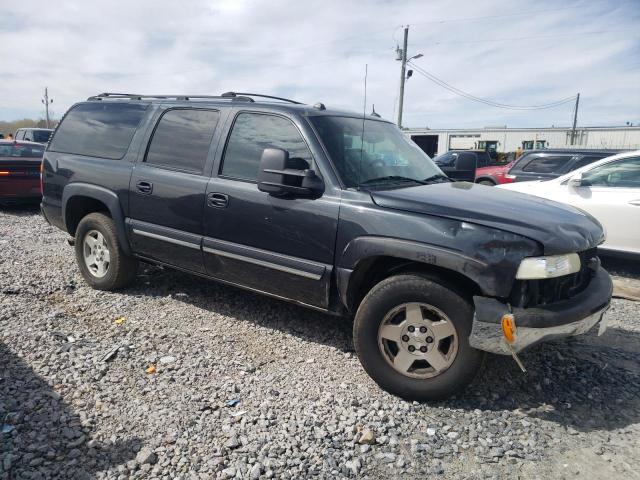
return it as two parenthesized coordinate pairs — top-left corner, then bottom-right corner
(0, 0), (638, 128)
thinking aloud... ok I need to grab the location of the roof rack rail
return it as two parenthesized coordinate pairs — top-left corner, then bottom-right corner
(221, 92), (303, 105)
(88, 92), (303, 104)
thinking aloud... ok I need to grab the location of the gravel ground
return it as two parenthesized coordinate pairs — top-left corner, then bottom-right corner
(1, 206), (639, 480)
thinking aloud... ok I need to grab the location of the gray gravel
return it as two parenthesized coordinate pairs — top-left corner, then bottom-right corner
(1, 205), (639, 480)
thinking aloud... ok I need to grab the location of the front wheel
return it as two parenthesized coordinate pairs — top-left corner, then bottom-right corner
(353, 274), (484, 401)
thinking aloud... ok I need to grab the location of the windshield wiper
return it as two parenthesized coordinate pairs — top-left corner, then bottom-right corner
(359, 175), (427, 186)
(423, 174), (453, 183)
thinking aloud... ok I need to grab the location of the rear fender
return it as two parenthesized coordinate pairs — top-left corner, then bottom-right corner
(62, 183), (131, 255)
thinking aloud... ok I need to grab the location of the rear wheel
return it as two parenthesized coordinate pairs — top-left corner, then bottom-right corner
(353, 274), (484, 401)
(75, 212), (138, 290)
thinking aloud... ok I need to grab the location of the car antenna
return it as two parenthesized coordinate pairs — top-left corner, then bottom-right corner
(358, 64), (368, 188)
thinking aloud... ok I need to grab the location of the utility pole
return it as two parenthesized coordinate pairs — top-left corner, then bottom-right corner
(570, 93), (580, 145)
(42, 87), (53, 128)
(396, 26), (409, 128)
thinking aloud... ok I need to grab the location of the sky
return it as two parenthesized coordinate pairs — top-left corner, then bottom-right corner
(0, 0), (639, 128)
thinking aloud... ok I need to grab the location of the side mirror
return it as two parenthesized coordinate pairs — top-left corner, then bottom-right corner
(257, 148), (324, 197)
(568, 173), (583, 188)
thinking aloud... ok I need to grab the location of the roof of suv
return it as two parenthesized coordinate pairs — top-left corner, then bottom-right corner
(15, 127), (53, 132)
(519, 148), (624, 155)
(83, 92), (392, 122)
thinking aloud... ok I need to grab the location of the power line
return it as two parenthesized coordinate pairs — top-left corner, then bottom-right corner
(407, 61), (577, 110)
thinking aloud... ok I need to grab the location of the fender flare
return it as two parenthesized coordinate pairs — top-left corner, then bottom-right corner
(336, 236), (489, 310)
(62, 183), (132, 255)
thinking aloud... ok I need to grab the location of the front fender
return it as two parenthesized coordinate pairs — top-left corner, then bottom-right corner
(62, 183), (131, 255)
(336, 231), (540, 309)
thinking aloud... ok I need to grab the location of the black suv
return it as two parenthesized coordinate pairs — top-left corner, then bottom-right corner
(41, 92), (612, 401)
(506, 148), (623, 183)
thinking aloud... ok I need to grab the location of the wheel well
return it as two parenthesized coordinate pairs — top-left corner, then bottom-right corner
(65, 196), (110, 236)
(346, 256), (481, 312)
(475, 177), (496, 185)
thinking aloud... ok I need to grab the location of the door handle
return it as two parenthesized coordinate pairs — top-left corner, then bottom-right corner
(629, 200), (640, 206)
(207, 192), (229, 208)
(136, 181), (153, 195)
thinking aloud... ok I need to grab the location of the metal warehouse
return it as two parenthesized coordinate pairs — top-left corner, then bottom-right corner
(406, 125), (640, 157)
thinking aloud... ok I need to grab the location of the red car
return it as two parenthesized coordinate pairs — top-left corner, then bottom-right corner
(474, 160), (516, 186)
(0, 140), (45, 204)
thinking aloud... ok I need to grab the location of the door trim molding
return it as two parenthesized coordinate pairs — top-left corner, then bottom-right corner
(203, 237), (327, 281)
(127, 219), (202, 250)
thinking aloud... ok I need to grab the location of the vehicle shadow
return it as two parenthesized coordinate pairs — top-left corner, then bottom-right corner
(449, 325), (640, 433)
(127, 264), (640, 433)
(0, 341), (141, 479)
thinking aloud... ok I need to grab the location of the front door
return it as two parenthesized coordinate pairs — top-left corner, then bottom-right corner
(566, 156), (640, 254)
(128, 107), (222, 272)
(202, 111), (340, 308)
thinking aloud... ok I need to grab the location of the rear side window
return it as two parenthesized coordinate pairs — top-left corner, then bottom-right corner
(570, 155), (606, 171)
(221, 113), (312, 181)
(33, 130), (52, 143)
(48, 103), (148, 159)
(521, 155), (569, 173)
(145, 109), (219, 173)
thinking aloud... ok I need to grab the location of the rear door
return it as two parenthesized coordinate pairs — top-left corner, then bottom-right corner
(128, 107), (224, 272)
(202, 110), (339, 308)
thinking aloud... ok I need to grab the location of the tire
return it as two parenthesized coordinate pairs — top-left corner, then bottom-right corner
(478, 180), (496, 186)
(353, 274), (484, 401)
(74, 212), (138, 290)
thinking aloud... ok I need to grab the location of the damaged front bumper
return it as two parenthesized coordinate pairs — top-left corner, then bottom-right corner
(469, 268), (613, 355)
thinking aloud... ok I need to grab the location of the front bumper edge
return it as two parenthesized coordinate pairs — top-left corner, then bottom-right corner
(469, 268), (612, 355)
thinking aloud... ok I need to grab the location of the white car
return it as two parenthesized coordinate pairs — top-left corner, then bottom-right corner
(499, 150), (640, 257)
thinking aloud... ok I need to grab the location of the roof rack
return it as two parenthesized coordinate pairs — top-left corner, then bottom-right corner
(88, 92), (303, 105)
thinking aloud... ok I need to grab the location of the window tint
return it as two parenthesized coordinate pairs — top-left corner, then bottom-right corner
(222, 113), (312, 181)
(582, 157), (640, 188)
(33, 130), (52, 143)
(570, 155), (606, 171)
(522, 155), (569, 173)
(145, 109), (219, 173)
(435, 152), (458, 167)
(48, 102), (148, 159)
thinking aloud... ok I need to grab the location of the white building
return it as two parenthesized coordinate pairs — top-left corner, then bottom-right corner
(406, 125), (640, 157)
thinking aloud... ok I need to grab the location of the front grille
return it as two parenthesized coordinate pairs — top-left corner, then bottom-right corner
(510, 249), (597, 308)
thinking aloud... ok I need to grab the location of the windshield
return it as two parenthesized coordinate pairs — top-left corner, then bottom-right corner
(310, 116), (445, 188)
(0, 143), (45, 157)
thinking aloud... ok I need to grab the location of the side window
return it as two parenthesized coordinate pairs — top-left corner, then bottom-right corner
(435, 152), (457, 167)
(570, 155), (604, 171)
(14, 130), (24, 140)
(522, 155), (568, 173)
(145, 109), (219, 173)
(221, 113), (312, 181)
(582, 157), (640, 188)
(48, 102), (148, 159)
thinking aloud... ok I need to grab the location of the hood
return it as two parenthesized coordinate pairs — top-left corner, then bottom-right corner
(498, 180), (544, 193)
(370, 182), (604, 255)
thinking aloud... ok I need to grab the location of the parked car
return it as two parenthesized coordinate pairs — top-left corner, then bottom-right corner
(15, 128), (54, 144)
(500, 150), (640, 258)
(433, 150), (492, 182)
(505, 149), (624, 183)
(475, 160), (516, 186)
(42, 92), (612, 401)
(0, 140), (45, 204)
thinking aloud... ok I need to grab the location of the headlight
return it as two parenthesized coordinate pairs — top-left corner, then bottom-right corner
(515, 253), (581, 279)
